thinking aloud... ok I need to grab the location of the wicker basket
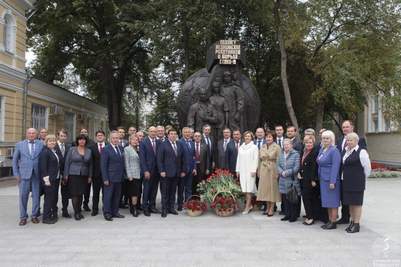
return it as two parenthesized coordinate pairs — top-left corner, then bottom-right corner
(212, 191), (237, 217)
(185, 195), (206, 217)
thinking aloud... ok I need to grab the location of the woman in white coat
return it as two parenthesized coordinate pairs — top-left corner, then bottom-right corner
(236, 131), (259, 214)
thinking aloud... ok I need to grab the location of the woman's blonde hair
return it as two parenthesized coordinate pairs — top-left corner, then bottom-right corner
(321, 130), (335, 145)
(45, 134), (57, 145)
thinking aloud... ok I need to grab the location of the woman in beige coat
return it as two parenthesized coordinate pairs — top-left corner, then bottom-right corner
(257, 130), (281, 216)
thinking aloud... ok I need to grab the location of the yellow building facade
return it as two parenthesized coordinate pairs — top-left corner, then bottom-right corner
(0, 0), (108, 176)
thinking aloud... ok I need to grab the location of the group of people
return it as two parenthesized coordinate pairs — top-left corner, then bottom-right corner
(12, 120), (371, 233)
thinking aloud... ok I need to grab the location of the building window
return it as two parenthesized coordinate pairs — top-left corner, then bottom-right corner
(3, 11), (16, 54)
(0, 96), (4, 141)
(31, 103), (48, 130)
(64, 112), (76, 143)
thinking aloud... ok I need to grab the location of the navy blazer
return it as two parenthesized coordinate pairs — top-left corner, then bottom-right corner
(101, 144), (125, 183)
(139, 137), (160, 175)
(254, 139), (266, 150)
(226, 140), (241, 173)
(39, 147), (62, 181)
(178, 138), (195, 174)
(157, 140), (185, 178)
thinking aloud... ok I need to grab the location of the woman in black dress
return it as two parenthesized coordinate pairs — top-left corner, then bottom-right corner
(39, 134), (62, 224)
(299, 135), (320, 225)
(64, 134), (93, 220)
(341, 132), (371, 233)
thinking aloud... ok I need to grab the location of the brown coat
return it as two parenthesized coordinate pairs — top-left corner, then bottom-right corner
(257, 143), (281, 202)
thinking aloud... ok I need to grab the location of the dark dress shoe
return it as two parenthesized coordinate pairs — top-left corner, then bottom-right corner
(104, 215), (113, 221)
(177, 207), (183, 212)
(74, 214), (81, 221)
(143, 209), (151, 217)
(336, 217), (350, 224)
(91, 210), (98, 216)
(42, 218), (57, 224)
(132, 208), (139, 217)
(323, 222), (337, 230)
(345, 221), (354, 232)
(161, 210), (167, 218)
(346, 223), (360, 233)
(19, 219), (27, 226)
(281, 216), (290, 221)
(169, 209), (178, 215)
(31, 217), (40, 224)
(83, 204), (91, 212)
(62, 211), (71, 218)
(113, 213), (125, 218)
(150, 207), (160, 214)
(289, 218), (297, 222)
(78, 213), (84, 219)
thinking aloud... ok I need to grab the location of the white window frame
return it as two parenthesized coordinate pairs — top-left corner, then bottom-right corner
(31, 103), (48, 130)
(2, 10), (16, 54)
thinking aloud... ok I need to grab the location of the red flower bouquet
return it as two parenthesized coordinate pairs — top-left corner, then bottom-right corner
(183, 196), (207, 217)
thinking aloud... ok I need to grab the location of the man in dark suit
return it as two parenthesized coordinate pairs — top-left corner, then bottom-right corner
(336, 120), (367, 224)
(101, 131), (125, 221)
(216, 128), (234, 169)
(192, 131), (211, 193)
(88, 130), (108, 216)
(287, 126), (302, 152)
(201, 124), (215, 170)
(55, 129), (72, 218)
(227, 129), (242, 175)
(116, 126), (129, 208)
(156, 125), (167, 142)
(274, 125), (285, 149)
(177, 127), (196, 211)
(139, 126), (161, 216)
(254, 127), (266, 150)
(157, 128), (186, 218)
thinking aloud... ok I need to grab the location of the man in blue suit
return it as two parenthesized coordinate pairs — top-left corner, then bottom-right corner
(157, 128), (186, 218)
(139, 126), (161, 216)
(336, 120), (367, 225)
(12, 128), (44, 226)
(177, 127), (196, 210)
(101, 131), (125, 221)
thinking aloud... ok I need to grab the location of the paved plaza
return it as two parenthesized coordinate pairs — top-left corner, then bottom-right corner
(0, 178), (400, 267)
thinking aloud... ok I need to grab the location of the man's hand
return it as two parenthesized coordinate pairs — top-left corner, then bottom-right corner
(16, 176), (21, 184)
(206, 170), (210, 175)
(192, 169), (197, 176)
(329, 183), (335, 190)
(311, 181), (317, 187)
(144, 171), (151, 180)
(160, 172), (166, 178)
(180, 172), (186, 178)
(88, 177), (92, 184)
(104, 180), (110, 186)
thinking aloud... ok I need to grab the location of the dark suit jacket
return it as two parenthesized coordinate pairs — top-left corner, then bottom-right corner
(39, 147), (62, 181)
(201, 135), (215, 167)
(299, 148), (319, 193)
(336, 136), (367, 154)
(194, 141), (211, 176)
(55, 142), (71, 176)
(157, 141), (185, 178)
(88, 142), (109, 178)
(227, 140), (241, 174)
(101, 144), (125, 183)
(178, 138), (195, 174)
(291, 137), (303, 152)
(217, 139), (236, 170)
(139, 137), (161, 176)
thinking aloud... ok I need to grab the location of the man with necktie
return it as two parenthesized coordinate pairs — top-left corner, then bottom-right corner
(336, 120), (367, 225)
(192, 132), (211, 193)
(157, 128), (186, 218)
(101, 131), (125, 221)
(217, 128), (234, 169)
(55, 129), (72, 218)
(274, 125), (285, 149)
(177, 127), (196, 210)
(13, 128), (44, 226)
(254, 128), (266, 210)
(156, 125), (167, 142)
(88, 130), (108, 216)
(139, 126), (161, 216)
(227, 129), (242, 175)
(201, 124), (215, 170)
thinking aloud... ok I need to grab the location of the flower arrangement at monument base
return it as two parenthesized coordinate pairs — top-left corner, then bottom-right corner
(197, 169), (243, 217)
(183, 195), (207, 217)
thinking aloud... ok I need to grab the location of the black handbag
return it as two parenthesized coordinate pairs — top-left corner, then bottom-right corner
(286, 176), (299, 204)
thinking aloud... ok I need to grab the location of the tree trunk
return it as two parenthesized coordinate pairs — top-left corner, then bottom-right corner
(101, 62), (122, 130)
(274, 0), (299, 129)
(315, 101), (325, 133)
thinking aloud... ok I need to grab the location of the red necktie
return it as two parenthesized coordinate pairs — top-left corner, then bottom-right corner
(99, 143), (103, 153)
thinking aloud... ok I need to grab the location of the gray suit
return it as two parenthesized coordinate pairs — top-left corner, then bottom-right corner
(124, 146), (140, 179)
(12, 139), (44, 219)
